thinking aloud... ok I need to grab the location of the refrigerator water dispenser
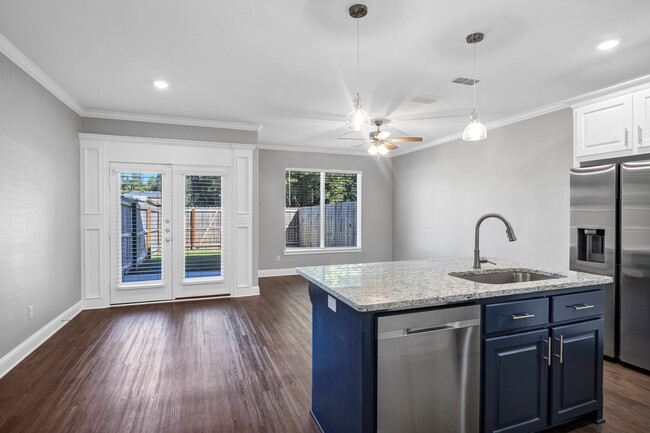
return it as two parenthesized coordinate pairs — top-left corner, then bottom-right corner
(577, 228), (605, 263)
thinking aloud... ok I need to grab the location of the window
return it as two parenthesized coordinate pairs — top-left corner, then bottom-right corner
(285, 169), (361, 252)
(184, 175), (222, 280)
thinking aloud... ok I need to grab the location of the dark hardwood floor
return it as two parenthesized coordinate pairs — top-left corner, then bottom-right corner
(0, 275), (648, 433)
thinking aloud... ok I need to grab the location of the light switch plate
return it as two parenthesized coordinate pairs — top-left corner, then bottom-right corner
(327, 295), (337, 313)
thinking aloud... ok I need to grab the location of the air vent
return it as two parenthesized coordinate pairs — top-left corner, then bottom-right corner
(452, 77), (480, 85)
(410, 94), (442, 104)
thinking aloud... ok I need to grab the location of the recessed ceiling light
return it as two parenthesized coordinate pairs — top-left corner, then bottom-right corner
(153, 80), (169, 89)
(597, 40), (619, 50)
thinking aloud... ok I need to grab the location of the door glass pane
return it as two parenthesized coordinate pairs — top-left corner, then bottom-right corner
(120, 173), (162, 283)
(185, 176), (222, 279)
(285, 170), (321, 248)
(325, 172), (358, 247)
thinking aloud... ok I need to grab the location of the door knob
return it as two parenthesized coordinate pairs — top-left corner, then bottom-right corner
(165, 237), (171, 243)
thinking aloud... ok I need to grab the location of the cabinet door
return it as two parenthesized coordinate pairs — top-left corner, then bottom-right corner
(484, 329), (549, 433)
(575, 95), (633, 159)
(634, 89), (650, 152)
(550, 319), (603, 425)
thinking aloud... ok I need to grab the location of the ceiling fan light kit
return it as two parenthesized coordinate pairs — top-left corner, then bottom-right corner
(345, 4), (371, 132)
(462, 32), (488, 142)
(340, 119), (422, 160)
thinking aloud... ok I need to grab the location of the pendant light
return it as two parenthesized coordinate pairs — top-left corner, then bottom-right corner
(345, 4), (371, 131)
(462, 32), (487, 141)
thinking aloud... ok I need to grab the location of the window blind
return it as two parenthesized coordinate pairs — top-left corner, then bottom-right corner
(285, 170), (321, 248)
(184, 175), (222, 279)
(119, 173), (163, 283)
(325, 172), (358, 247)
(285, 170), (360, 249)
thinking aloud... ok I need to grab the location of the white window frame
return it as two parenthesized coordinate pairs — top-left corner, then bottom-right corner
(284, 168), (362, 255)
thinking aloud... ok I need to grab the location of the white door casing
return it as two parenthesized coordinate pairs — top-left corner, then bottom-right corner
(80, 134), (257, 309)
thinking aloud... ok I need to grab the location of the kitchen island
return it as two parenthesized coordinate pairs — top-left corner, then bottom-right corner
(297, 258), (613, 433)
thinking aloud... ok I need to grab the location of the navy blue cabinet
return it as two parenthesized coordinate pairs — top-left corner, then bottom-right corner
(484, 330), (549, 433)
(550, 319), (604, 425)
(483, 293), (604, 433)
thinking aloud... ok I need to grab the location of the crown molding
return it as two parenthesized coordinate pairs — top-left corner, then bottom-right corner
(392, 100), (569, 157)
(258, 143), (374, 157)
(79, 133), (258, 150)
(565, 74), (650, 108)
(0, 32), (84, 115)
(82, 110), (263, 132)
(0, 31), (263, 132)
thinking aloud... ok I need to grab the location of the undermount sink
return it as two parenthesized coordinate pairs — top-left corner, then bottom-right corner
(449, 270), (564, 284)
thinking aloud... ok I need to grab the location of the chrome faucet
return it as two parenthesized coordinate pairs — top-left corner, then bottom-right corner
(473, 213), (517, 269)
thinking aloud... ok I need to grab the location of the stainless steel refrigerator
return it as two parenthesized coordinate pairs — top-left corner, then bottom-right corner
(570, 162), (650, 371)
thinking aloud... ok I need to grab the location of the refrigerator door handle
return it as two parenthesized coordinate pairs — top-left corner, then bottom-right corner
(570, 164), (616, 175)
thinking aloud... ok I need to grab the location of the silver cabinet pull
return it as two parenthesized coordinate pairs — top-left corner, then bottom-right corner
(640, 126), (644, 144)
(572, 304), (595, 310)
(511, 313), (535, 320)
(542, 338), (552, 366)
(625, 128), (629, 146)
(555, 335), (564, 364)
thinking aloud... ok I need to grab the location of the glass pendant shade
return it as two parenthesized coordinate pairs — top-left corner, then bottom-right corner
(462, 108), (487, 141)
(345, 93), (371, 131)
(367, 143), (378, 155)
(378, 143), (389, 155)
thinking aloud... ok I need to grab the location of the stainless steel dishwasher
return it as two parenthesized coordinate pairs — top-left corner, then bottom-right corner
(377, 304), (480, 433)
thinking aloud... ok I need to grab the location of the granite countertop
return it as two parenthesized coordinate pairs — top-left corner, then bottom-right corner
(296, 258), (613, 312)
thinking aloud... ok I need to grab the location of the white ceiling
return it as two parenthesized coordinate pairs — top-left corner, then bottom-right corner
(1, 0), (649, 154)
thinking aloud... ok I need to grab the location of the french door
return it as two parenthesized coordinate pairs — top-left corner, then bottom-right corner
(109, 163), (229, 304)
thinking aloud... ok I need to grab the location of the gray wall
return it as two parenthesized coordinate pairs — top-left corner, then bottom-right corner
(0, 52), (81, 359)
(80, 117), (258, 144)
(392, 109), (573, 269)
(258, 150), (393, 270)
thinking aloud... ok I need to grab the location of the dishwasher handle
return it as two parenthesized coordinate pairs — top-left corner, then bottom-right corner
(378, 318), (480, 340)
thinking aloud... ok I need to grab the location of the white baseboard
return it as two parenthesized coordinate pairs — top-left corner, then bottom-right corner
(0, 300), (83, 380)
(231, 286), (260, 297)
(258, 268), (298, 277)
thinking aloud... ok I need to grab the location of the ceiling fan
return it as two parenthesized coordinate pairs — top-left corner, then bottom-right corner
(339, 120), (422, 158)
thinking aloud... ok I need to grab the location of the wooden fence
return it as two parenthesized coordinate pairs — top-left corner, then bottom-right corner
(121, 200), (222, 275)
(285, 201), (357, 247)
(120, 198), (161, 273)
(184, 208), (221, 250)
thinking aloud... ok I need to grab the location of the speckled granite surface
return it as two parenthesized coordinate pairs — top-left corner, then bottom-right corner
(296, 258), (613, 312)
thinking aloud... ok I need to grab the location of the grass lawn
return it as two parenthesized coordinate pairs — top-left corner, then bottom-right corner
(122, 248), (222, 282)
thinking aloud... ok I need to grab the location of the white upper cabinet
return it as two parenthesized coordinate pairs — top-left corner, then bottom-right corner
(574, 86), (650, 163)
(634, 89), (650, 152)
(575, 95), (633, 159)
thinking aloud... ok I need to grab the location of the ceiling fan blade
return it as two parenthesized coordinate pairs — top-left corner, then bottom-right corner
(382, 141), (399, 150)
(339, 137), (369, 141)
(349, 142), (372, 149)
(385, 137), (423, 142)
(377, 131), (391, 140)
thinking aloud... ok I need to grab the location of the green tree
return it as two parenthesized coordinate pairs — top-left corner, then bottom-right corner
(285, 171), (357, 207)
(186, 176), (221, 207)
(285, 171), (320, 207)
(325, 173), (357, 204)
(120, 173), (162, 193)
